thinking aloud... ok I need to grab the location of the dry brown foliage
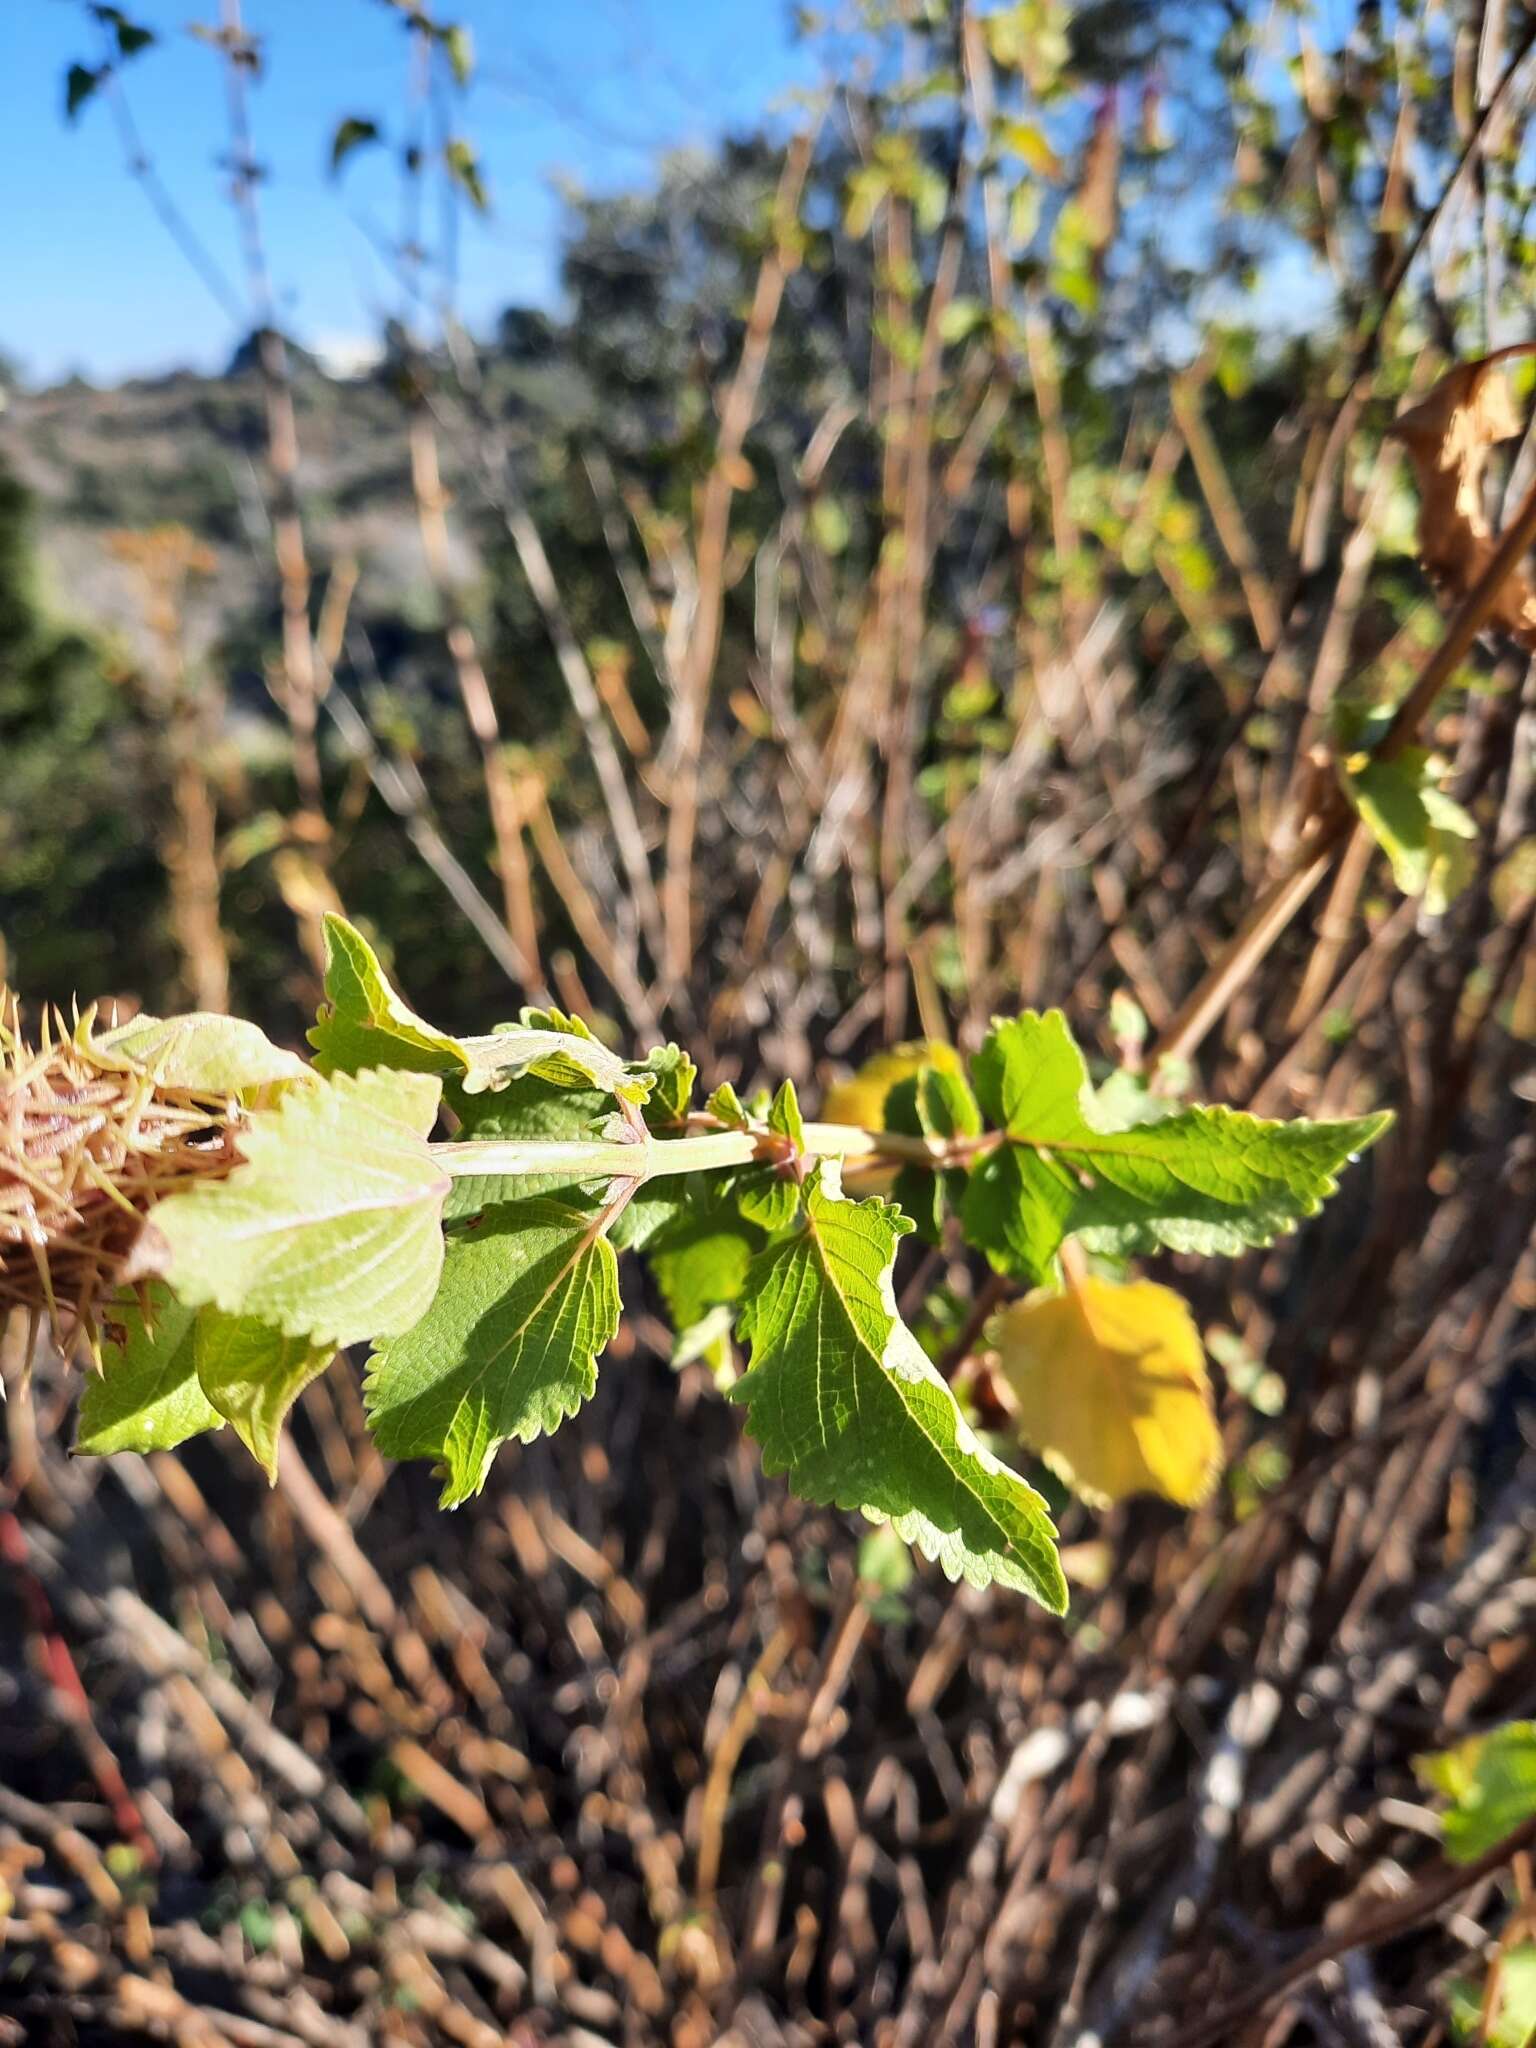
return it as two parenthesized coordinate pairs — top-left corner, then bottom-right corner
(1390, 342), (1536, 643)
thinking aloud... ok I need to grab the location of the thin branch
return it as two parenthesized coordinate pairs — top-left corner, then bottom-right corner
(661, 128), (817, 990)
(322, 669), (548, 1001)
(1181, 1812), (1536, 2048)
(407, 409), (544, 982)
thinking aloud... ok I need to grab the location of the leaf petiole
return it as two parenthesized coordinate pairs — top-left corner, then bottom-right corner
(431, 1120), (993, 1186)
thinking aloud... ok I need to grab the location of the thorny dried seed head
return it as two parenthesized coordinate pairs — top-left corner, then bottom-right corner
(0, 993), (242, 1364)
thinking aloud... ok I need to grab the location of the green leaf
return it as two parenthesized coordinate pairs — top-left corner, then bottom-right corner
(92, 1012), (310, 1097)
(609, 1184), (688, 1254)
(1344, 745), (1478, 916)
(89, 10), (155, 56)
(66, 64), (105, 121)
(444, 137), (488, 212)
(1418, 1722), (1536, 1864)
(768, 1076), (805, 1149)
(1447, 1945), (1536, 2046)
(648, 1197), (764, 1334)
(194, 1311), (333, 1481)
(732, 1164), (1066, 1609)
(938, 296), (987, 344)
(737, 1079), (805, 1232)
(152, 1068), (449, 1348)
(963, 1013), (1389, 1282)
(330, 115), (382, 176)
(365, 1197), (620, 1506)
(637, 1043), (697, 1126)
(671, 1305), (738, 1381)
(706, 1082), (751, 1129)
(962, 1143), (1078, 1282)
(439, 22), (474, 83)
(1089, 1065), (1181, 1129)
(97, 8), (155, 58)
(310, 914), (644, 1102)
(77, 1291), (223, 1456)
(309, 914), (483, 1075)
(887, 1065), (981, 1242)
(857, 1522), (915, 1599)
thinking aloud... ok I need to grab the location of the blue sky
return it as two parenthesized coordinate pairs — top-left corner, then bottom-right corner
(1, 0), (812, 385)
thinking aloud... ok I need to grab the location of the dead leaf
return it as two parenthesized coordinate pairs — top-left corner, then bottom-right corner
(1390, 344), (1536, 646)
(1076, 95), (1122, 256)
(990, 1275), (1222, 1508)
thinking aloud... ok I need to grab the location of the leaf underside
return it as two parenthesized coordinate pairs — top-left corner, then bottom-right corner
(77, 1289), (223, 1456)
(152, 1066), (450, 1348)
(310, 914), (646, 1101)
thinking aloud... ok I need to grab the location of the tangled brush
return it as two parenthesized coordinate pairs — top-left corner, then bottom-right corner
(0, 995), (241, 1361)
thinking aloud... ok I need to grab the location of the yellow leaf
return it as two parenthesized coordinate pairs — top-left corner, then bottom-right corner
(820, 1040), (963, 1130)
(990, 1276), (1222, 1508)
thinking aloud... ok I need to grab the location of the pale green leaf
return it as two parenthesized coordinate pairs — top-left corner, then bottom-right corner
(671, 1305), (738, 1380)
(310, 914), (646, 1102)
(308, 914), (479, 1075)
(194, 1311), (334, 1481)
(92, 1012), (310, 1097)
(440, 23), (474, 83)
(706, 1082), (751, 1128)
(444, 137), (488, 212)
(857, 1522), (915, 1598)
(1345, 744), (1478, 916)
(1447, 1945), (1536, 2046)
(77, 1290), (223, 1456)
(637, 1043), (697, 1125)
(365, 1196), (620, 1506)
(732, 1164), (1066, 1609)
(1417, 1722), (1536, 1864)
(152, 1068), (449, 1348)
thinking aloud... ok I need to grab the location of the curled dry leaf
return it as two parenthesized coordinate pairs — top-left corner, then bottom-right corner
(1390, 343), (1536, 646)
(1076, 93), (1122, 256)
(990, 1274), (1223, 1508)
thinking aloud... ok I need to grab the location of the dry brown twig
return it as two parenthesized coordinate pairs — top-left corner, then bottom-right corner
(660, 127), (818, 992)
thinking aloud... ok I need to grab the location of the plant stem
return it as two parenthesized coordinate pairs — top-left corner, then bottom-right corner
(433, 1132), (758, 1181)
(432, 1119), (981, 1185)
